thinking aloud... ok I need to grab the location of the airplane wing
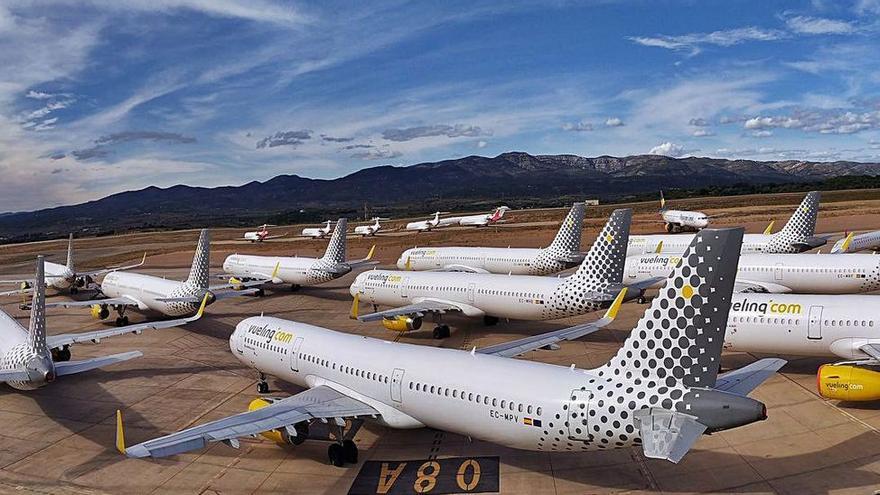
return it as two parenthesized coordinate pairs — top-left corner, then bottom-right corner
(433, 265), (490, 274)
(625, 277), (666, 292)
(713, 358), (786, 396)
(733, 279), (792, 294)
(633, 407), (707, 464)
(54, 351), (143, 376)
(211, 288), (261, 300)
(352, 296), (466, 322)
(45, 295), (144, 309)
(0, 287), (30, 296)
(791, 235), (829, 250)
(117, 385), (378, 458)
(78, 253), (147, 278)
(858, 343), (880, 361)
(212, 263), (282, 290)
(46, 296), (208, 350)
(477, 289), (626, 358)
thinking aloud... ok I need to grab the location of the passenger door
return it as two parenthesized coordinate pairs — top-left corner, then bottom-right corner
(808, 305), (823, 340)
(467, 283), (476, 304)
(289, 337), (304, 372)
(566, 389), (592, 440)
(774, 263), (784, 281)
(390, 368), (405, 403)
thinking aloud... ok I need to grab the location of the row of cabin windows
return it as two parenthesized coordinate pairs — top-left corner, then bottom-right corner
(365, 280), (541, 300)
(417, 255), (530, 263)
(739, 266), (867, 274)
(729, 316), (876, 328)
(478, 289), (540, 298)
(299, 353), (390, 384)
(245, 336), (288, 355)
(407, 380), (542, 417)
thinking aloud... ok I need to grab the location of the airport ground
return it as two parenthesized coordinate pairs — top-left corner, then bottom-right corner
(2, 190), (880, 494)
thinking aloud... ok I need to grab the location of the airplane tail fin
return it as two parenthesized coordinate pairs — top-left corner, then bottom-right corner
(598, 228), (743, 387)
(567, 208), (631, 286)
(28, 256), (49, 355)
(775, 191), (820, 241)
(547, 202), (586, 254)
(66, 233), (75, 270)
(660, 190), (666, 209)
(185, 229), (211, 289)
(322, 218), (348, 263)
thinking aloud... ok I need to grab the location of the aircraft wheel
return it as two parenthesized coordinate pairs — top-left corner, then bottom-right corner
(258, 381), (270, 394)
(433, 326), (444, 339)
(290, 284), (301, 292)
(59, 347), (71, 362)
(70, 287), (78, 295)
(342, 440), (358, 464)
(483, 315), (499, 326)
(637, 296), (647, 304)
(328, 444), (345, 467)
(255, 289), (265, 297)
(115, 317), (124, 327)
(122, 316), (129, 325)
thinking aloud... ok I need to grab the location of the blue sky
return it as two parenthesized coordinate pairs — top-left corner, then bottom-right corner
(2, 0), (880, 211)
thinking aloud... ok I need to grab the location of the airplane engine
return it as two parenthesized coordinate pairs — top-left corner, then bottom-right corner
(247, 399), (308, 445)
(382, 315), (422, 332)
(90, 304), (110, 320)
(818, 363), (880, 401)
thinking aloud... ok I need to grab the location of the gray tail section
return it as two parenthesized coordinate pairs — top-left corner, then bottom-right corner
(547, 202), (585, 254)
(28, 256), (49, 355)
(598, 228), (744, 388)
(185, 229), (210, 289)
(322, 218), (347, 263)
(569, 208), (631, 285)
(776, 191), (820, 239)
(66, 233), (75, 270)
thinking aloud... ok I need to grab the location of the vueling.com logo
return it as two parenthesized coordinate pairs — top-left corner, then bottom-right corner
(731, 298), (803, 315)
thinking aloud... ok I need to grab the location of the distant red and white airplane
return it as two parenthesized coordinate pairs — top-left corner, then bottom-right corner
(406, 206), (510, 232)
(242, 224), (286, 243)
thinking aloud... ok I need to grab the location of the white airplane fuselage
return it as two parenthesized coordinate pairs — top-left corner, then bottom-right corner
(832, 231), (880, 254)
(661, 210), (709, 230)
(43, 261), (75, 291)
(725, 293), (880, 360)
(627, 233), (784, 257)
(101, 272), (206, 317)
(223, 255), (344, 287)
(351, 269), (603, 321)
(302, 222), (332, 239)
(353, 223), (380, 236)
(0, 312), (47, 391)
(397, 247), (569, 275)
(625, 253), (880, 294)
(243, 230), (268, 242)
(232, 317), (639, 451)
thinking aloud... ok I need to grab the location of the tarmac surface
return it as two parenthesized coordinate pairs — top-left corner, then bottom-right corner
(2, 192), (880, 494)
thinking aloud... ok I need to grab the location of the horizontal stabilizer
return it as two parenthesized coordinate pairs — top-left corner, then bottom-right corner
(714, 358), (786, 396)
(54, 351), (143, 376)
(634, 408), (707, 464)
(212, 288), (260, 300)
(0, 369), (31, 382)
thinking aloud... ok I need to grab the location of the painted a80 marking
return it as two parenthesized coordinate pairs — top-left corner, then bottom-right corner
(348, 456), (500, 495)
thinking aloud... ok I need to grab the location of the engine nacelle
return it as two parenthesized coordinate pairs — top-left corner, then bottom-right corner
(382, 315), (422, 332)
(818, 363), (880, 401)
(90, 304), (110, 320)
(247, 398), (308, 445)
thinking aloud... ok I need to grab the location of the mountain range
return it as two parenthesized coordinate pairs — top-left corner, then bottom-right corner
(2, 152), (879, 241)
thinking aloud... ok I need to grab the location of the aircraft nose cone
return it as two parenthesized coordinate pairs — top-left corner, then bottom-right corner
(44, 370), (56, 383)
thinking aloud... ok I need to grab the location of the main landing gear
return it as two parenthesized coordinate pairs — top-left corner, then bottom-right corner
(115, 315), (130, 326)
(432, 325), (451, 339)
(290, 284), (301, 292)
(52, 346), (71, 362)
(483, 315), (499, 326)
(327, 419), (362, 467)
(257, 373), (270, 394)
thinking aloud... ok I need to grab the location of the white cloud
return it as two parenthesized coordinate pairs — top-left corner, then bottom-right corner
(629, 27), (786, 55)
(25, 90), (55, 100)
(785, 16), (856, 35)
(476, 140), (488, 148)
(562, 120), (593, 132)
(604, 117), (624, 127)
(31, 0), (305, 26)
(692, 129), (714, 137)
(649, 142), (686, 157)
(750, 129), (773, 137)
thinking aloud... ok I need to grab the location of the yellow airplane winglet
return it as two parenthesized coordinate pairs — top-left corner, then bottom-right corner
(841, 232), (854, 253)
(365, 245), (376, 261)
(604, 288), (627, 320)
(660, 191), (665, 209)
(116, 409), (126, 455)
(404, 256), (411, 271)
(763, 220), (775, 235)
(654, 240), (664, 254)
(195, 293), (210, 318)
(272, 262), (281, 279)
(350, 293), (360, 320)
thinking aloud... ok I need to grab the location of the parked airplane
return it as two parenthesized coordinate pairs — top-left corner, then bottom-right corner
(0, 233), (145, 296)
(659, 191), (709, 232)
(302, 221), (334, 239)
(624, 251), (880, 294)
(243, 224), (285, 243)
(627, 191), (824, 256)
(405, 212), (443, 232)
(353, 217), (389, 237)
(46, 230), (254, 325)
(351, 209), (638, 339)
(115, 227), (784, 466)
(397, 202), (585, 275)
(222, 218), (377, 293)
(831, 230), (880, 253)
(721, 293), (880, 401)
(0, 256), (206, 390)
(450, 206), (510, 227)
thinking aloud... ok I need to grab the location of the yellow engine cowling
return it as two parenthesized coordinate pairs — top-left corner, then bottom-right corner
(818, 364), (880, 401)
(382, 315), (422, 332)
(90, 304), (110, 320)
(248, 398), (286, 444)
